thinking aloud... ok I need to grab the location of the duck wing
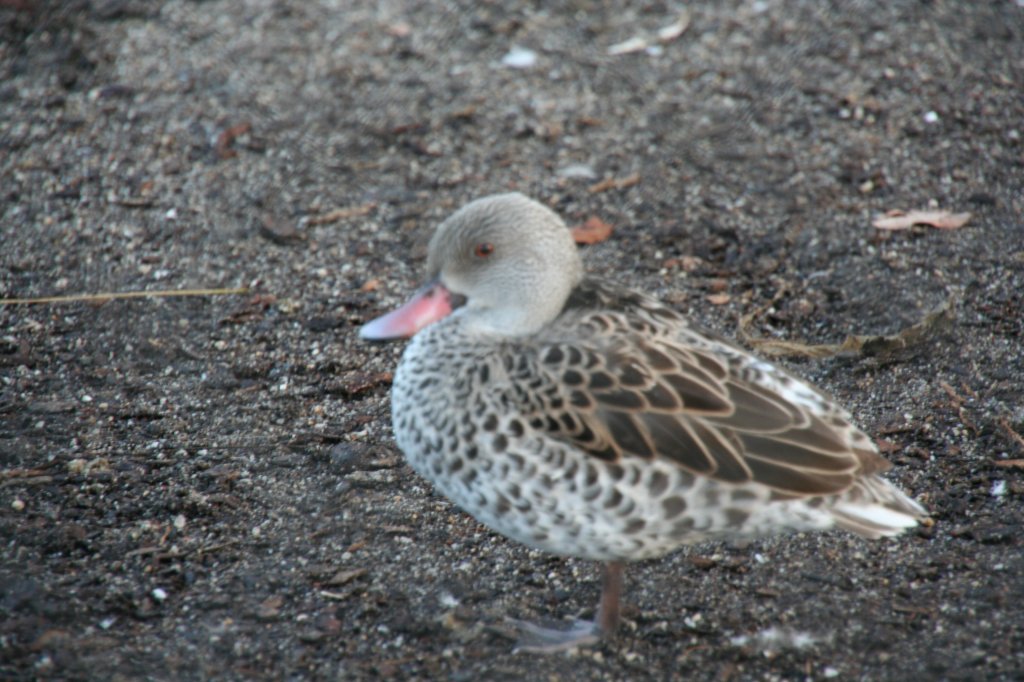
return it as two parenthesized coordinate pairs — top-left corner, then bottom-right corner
(510, 280), (889, 497)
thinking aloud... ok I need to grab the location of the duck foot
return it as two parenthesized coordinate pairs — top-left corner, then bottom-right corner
(504, 560), (625, 654)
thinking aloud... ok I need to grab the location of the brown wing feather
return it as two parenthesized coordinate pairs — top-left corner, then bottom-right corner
(515, 285), (879, 496)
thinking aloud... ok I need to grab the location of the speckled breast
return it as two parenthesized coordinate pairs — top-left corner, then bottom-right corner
(388, 321), (837, 563)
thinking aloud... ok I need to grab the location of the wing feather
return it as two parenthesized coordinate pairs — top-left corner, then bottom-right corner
(508, 283), (883, 497)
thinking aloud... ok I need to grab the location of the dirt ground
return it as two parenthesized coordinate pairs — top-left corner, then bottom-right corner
(2, 1), (1022, 680)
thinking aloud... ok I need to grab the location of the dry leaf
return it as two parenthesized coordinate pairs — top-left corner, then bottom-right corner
(872, 209), (971, 231)
(571, 217), (613, 244)
(707, 293), (731, 305)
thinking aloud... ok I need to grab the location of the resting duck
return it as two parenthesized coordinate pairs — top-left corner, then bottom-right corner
(360, 193), (927, 652)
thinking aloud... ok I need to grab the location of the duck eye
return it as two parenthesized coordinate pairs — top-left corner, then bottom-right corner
(474, 242), (495, 258)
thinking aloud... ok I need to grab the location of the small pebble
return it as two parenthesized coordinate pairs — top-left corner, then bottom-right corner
(501, 46), (537, 69)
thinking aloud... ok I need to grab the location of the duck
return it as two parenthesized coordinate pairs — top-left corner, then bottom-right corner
(359, 192), (927, 652)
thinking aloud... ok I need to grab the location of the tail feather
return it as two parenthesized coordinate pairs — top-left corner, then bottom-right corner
(831, 476), (928, 539)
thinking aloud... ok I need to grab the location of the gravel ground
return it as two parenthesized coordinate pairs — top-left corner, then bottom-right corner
(2, 1), (1022, 680)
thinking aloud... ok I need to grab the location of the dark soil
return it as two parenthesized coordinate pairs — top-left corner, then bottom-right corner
(2, 1), (1022, 680)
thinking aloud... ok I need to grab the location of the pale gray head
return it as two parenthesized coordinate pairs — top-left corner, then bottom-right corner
(359, 193), (583, 341)
(425, 193), (584, 336)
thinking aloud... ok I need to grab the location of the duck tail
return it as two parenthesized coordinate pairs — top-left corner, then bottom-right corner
(831, 476), (929, 539)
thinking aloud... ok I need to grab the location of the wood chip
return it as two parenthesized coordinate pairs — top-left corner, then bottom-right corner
(707, 293), (731, 305)
(319, 590), (351, 601)
(307, 203), (377, 226)
(872, 209), (971, 231)
(215, 121), (252, 159)
(939, 380), (965, 406)
(257, 595), (284, 620)
(387, 22), (411, 37)
(664, 255), (704, 272)
(876, 439), (901, 454)
(1, 468), (49, 479)
(326, 371), (393, 398)
(998, 417), (1024, 451)
(570, 216), (613, 245)
(326, 568), (367, 586)
(110, 197), (154, 208)
(708, 278), (729, 292)
(588, 173), (640, 193)
(608, 37), (649, 56)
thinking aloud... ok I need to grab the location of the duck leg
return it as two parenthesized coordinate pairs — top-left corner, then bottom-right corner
(509, 561), (625, 653)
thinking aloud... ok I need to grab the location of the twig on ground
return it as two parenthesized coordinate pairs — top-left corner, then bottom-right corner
(1, 288), (249, 306)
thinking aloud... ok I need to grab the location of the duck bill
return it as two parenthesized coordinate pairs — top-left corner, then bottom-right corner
(359, 281), (456, 340)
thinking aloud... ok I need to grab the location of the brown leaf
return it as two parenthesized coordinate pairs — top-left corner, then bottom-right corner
(993, 459), (1024, 469)
(872, 209), (971, 231)
(571, 216), (613, 245)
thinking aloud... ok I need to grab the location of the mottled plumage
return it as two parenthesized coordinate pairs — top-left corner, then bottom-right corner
(361, 193), (927, 651)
